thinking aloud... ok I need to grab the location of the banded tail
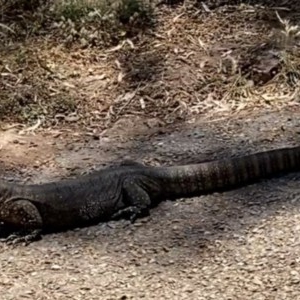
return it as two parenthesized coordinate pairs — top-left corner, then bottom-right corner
(158, 146), (300, 198)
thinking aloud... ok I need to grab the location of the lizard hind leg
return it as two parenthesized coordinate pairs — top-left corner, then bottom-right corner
(0, 199), (43, 245)
(112, 178), (151, 223)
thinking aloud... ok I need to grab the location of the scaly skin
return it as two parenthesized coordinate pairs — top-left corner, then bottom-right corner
(0, 146), (300, 244)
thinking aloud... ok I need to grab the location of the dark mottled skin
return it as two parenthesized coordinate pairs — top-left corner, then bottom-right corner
(1, 146), (300, 243)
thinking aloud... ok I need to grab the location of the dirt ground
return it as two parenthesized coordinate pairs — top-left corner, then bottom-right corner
(0, 108), (300, 299)
(2, 0), (300, 299)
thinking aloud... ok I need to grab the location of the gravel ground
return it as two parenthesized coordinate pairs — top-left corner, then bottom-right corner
(1, 108), (300, 299)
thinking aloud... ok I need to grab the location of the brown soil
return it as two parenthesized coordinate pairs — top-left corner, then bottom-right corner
(1, 1), (300, 299)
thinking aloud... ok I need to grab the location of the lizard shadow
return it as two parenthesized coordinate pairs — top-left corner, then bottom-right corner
(138, 173), (300, 255)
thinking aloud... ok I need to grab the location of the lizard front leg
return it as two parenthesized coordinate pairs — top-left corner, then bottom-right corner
(0, 198), (43, 245)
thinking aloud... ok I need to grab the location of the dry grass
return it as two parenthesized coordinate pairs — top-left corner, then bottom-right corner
(0, 1), (300, 130)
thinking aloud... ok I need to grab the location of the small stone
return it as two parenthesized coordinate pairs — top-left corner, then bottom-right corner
(50, 264), (61, 270)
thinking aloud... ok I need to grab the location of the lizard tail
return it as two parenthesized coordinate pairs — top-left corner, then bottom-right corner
(159, 146), (300, 198)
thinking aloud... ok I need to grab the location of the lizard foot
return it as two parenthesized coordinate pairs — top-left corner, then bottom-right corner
(0, 229), (42, 246)
(112, 206), (148, 223)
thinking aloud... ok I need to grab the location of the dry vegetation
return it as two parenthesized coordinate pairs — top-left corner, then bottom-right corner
(0, 0), (300, 130)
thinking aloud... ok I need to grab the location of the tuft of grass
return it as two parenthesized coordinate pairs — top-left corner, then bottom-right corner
(54, 0), (154, 24)
(273, 11), (300, 85)
(114, 0), (154, 24)
(50, 0), (155, 48)
(54, 0), (101, 21)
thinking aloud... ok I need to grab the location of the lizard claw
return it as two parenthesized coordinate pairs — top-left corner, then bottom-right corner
(0, 233), (19, 244)
(111, 206), (143, 223)
(129, 213), (138, 224)
(0, 230), (42, 246)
